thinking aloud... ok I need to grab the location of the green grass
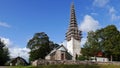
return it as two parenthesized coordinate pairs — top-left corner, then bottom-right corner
(8, 64), (120, 68)
(98, 64), (120, 68)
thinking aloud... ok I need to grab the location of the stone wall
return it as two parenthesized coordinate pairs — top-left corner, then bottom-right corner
(32, 60), (95, 66)
(32, 60), (120, 66)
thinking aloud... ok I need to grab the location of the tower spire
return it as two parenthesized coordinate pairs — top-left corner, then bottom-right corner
(72, 0), (74, 3)
(66, 3), (82, 41)
(66, 3), (82, 60)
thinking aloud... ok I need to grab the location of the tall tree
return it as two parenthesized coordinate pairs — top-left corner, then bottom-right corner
(97, 25), (120, 61)
(82, 25), (120, 61)
(0, 39), (10, 65)
(81, 31), (100, 59)
(27, 32), (59, 61)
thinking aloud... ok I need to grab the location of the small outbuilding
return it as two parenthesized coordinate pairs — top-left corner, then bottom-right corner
(8, 56), (28, 66)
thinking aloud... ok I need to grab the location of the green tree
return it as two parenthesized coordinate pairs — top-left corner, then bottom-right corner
(97, 25), (120, 61)
(82, 25), (120, 61)
(81, 31), (100, 60)
(0, 39), (10, 65)
(27, 32), (58, 61)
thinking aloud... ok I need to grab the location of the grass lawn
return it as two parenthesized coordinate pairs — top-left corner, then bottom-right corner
(9, 64), (120, 68)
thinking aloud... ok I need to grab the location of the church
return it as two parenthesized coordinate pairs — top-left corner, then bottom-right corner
(45, 3), (82, 60)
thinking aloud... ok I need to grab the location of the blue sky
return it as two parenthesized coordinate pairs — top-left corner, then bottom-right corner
(0, 0), (120, 59)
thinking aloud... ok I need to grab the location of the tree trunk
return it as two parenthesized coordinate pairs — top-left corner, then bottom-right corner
(110, 55), (112, 62)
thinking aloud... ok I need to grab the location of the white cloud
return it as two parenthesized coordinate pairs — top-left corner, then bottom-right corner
(109, 7), (116, 14)
(109, 7), (120, 21)
(0, 37), (30, 62)
(79, 15), (100, 32)
(91, 13), (98, 16)
(0, 37), (11, 47)
(80, 37), (87, 47)
(93, 0), (109, 7)
(0, 22), (11, 28)
(61, 40), (67, 48)
(9, 47), (30, 62)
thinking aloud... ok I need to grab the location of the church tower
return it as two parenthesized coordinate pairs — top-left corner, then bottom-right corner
(66, 3), (82, 60)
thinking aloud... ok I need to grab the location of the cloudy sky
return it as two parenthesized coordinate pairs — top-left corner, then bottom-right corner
(0, 0), (120, 61)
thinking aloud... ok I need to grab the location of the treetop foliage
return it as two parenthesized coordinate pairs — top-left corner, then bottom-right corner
(27, 32), (59, 61)
(0, 39), (10, 65)
(82, 25), (120, 61)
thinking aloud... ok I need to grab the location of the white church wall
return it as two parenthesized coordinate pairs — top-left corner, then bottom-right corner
(73, 38), (81, 55)
(66, 37), (81, 60)
(66, 37), (73, 56)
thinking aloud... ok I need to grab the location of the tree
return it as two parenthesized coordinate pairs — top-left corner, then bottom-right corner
(81, 31), (100, 60)
(82, 25), (120, 61)
(0, 39), (10, 65)
(27, 32), (59, 61)
(97, 25), (120, 61)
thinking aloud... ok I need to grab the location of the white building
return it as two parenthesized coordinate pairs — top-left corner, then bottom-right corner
(91, 57), (109, 62)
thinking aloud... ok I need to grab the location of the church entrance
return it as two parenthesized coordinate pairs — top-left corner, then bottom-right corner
(61, 53), (64, 60)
